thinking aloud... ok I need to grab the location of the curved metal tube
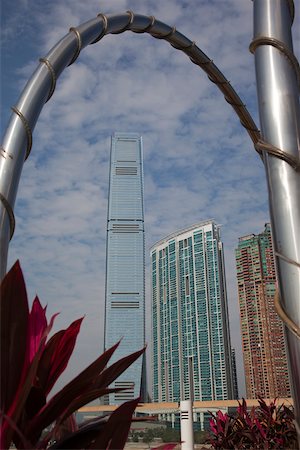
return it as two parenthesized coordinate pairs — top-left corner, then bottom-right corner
(0, 11), (263, 280)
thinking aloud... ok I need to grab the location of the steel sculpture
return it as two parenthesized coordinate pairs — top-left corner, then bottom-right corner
(251, 0), (300, 438)
(0, 0), (299, 438)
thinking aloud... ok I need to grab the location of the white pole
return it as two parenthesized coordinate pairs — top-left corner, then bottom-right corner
(180, 400), (194, 450)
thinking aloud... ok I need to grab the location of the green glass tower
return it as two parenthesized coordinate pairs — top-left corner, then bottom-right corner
(151, 220), (234, 402)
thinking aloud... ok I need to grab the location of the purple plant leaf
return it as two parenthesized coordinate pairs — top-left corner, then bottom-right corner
(42, 318), (83, 395)
(48, 418), (108, 449)
(56, 387), (129, 425)
(89, 398), (139, 449)
(0, 261), (29, 415)
(95, 346), (145, 389)
(28, 296), (47, 363)
(26, 341), (121, 440)
(0, 261), (29, 449)
(4, 338), (48, 448)
(36, 330), (65, 393)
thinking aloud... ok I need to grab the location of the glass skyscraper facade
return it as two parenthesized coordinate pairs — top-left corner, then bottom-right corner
(151, 220), (234, 403)
(104, 132), (146, 404)
(236, 224), (291, 398)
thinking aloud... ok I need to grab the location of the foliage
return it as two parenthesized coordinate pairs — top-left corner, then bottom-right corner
(194, 430), (209, 444)
(160, 428), (180, 443)
(0, 261), (145, 449)
(129, 427), (179, 449)
(142, 428), (156, 443)
(208, 397), (298, 449)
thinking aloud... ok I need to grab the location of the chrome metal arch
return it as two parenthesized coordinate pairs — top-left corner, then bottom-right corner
(0, 11), (263, 268)
(0, 4), (299, 434)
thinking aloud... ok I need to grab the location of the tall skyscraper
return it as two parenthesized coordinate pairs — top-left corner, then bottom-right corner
(151, 220), (234, 403)
(235, 223), (291, 399)
(104, 132), (146, 404)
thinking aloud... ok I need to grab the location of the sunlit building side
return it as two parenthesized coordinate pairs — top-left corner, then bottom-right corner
(151, 220), (234, 406)
(235, 224), (291, 398)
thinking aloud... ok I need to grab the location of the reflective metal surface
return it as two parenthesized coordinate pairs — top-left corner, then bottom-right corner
(253, 0), (300, 437)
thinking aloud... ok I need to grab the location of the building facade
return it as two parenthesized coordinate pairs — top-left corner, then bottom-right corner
(104, 132), (146, 404)
(231, 348), (239, 400)
(235, 223), (291, 398)
(151, 220), (234, 404)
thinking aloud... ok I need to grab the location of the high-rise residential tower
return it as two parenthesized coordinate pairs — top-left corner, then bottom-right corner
(151, 220), (234, 403)
(235, 223), (291, 399)
(104, 132), (146, 404)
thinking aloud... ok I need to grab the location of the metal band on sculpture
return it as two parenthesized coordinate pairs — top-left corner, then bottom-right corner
(39, 58), (57, 102)
(111, 10), (134, 34)
(11, 106), (32, 160)
(275, 251), (300, 269)
(275, 290), (300, 339)
(274, 251), (300, 338)
(207, 73), (227, 85)
(152, 26), (177, 40)
(171, 40), (196, 52)
(249, 36), (300, 89)
(91, 13), (108, 44)
(255, 139), (300, 171)
(0, 193), (15, 240)
(136, 16), (155, 34)
(68, 27), (82, 65)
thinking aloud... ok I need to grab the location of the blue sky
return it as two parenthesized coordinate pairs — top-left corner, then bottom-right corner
(1, 0), (299, 397)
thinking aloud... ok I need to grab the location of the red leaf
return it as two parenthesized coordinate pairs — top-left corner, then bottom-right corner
(0, 261), (29, 448)
(0, 261), (29, 414)
(209, 417), (218, 435)
(96, 346), (145, 389)
(27, 341), (121, 438)
(41, 318), (83, 395)
(47, 418), (107, 449)
(89, 398), (139, 449)
(3, 337), (47, 448)
(28, 296), (47, 363)
(36, 330), (65, 393)
(52, 413), (78, 442)
(56, 387), (127, 425)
